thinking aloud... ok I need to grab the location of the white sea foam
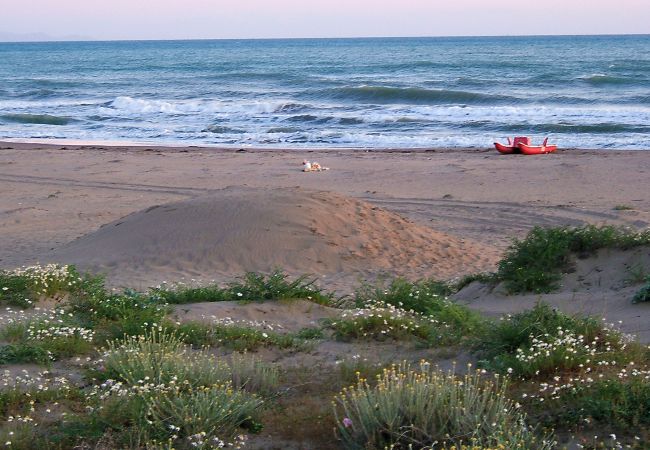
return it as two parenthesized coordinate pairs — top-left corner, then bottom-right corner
(1, 36), (649, 149)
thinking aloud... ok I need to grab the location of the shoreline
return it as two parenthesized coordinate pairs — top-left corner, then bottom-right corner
(1, 139), (647, 154)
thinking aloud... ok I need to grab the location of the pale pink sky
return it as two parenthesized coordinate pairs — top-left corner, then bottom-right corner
(2, 0), (649, 41)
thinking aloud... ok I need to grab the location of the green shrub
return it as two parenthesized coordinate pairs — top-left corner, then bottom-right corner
(476, 303), (633, 377)
(294, 327), (324, 340)
(521, 363), (650, 442)
(69, 288), (169, 341)
(334, 361), (554, 449)
(497, 225), (650, 294)
(336, 355), (383, 386)
(0, 273), (33, 308)
(353, 277), (485, 336)
(328, 303), (435, 342)
(565, 377), (650, 429)
(86, 331), (265, 448)
(0, 264), (95, 308)
(632, 279), (650, 303)
(0, 311), (95, 361)
(147, 385), (262, 442)
(0, 343), (51, 365)
(151, 270), (332, 305)
(454, 272), (498, 291)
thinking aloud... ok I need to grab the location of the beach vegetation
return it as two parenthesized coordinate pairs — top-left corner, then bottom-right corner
(475, 303), (629, 376)
(453, 271), (498, 291)
(171, 320), (310, 352)
(352, 277), (485, 336)
(0, 264), (648, 447)
(0, 264), (88, 308)
(625, 263), (648, 284)
(150, 270), (333, 305)
(632, 278), (650, 303)
(326, 300), (472, 346)
(68, 287), (169, 342)
(334, 361), (554, 449)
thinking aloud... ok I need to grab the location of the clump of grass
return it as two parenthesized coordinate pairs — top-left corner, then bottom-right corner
(497, 225), (650, 294)
(454, 272), (498, 291)
(613, 204), (634, 211)
(147, 385), (262, 440)
(294, 327), (324, 340)
(0, 343), (51, 365)
(229, 353), (280, 397)
(353, 277), (485, 337)
(557, 375), (650, 430)
(101, 330), (280, 397)
(517, 344), (650, 443)
(0, 310), (95, 364)
(334, 361), (554, 449)
(101, 329), (231, 388)
(626, 264), (648, 284)
(75, 332), (271, 447)
(0, 264), (91, 308)
(68, 287), (169, 341)
(632, 278), (650, 303)
(173, 321), (307, 352)
(151, 270), (332, 305)
(327, 301), (467, 346)
(0, 274), (33, 309)
(335, 354), (383, 385)
(475, 303), (622, 377)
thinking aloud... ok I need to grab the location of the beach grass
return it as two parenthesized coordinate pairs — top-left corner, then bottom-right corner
(150, 270), (333, 306)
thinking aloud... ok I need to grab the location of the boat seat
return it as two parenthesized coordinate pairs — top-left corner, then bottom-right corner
(513, 136), (530, 147)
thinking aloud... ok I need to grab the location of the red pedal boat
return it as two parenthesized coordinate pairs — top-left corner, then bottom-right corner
(494, 136), (528, 154)
(494, 136), (557, 155)
(518, 138), (557, 155)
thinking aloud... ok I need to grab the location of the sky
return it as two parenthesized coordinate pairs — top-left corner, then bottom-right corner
(1, 0), (649, 41)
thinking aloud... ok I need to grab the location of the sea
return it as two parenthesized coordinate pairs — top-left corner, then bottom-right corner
(0, 35), (649, 149)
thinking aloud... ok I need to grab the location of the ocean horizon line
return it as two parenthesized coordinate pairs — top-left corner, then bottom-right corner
(2, 32), (649, 44)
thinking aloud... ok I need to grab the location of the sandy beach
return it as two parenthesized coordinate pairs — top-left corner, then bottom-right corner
(1, 141), (649, 338)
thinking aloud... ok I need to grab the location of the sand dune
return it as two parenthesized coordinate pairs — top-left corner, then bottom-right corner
(50, 187), (499, 289)
(455, 246), (650, 342)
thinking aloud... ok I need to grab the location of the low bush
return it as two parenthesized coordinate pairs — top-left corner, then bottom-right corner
(229, 353), (280, 397)
(334, 361), (554, 449)
(565, 376), (650, 429)
(632, 278), (650, 303)
(147, 385), (262, 441)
